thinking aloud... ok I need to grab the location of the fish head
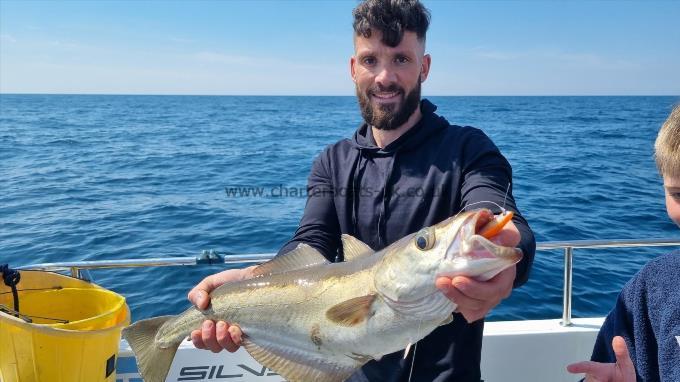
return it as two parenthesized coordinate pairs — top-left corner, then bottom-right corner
(431, 208), (523, 281)
(374, 208), (522, 303)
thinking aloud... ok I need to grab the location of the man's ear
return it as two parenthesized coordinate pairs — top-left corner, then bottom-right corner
(350, 56), (357, 83)
(420, 54), (431, 83)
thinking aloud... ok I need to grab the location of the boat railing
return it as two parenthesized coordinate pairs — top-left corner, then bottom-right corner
(16, 238), (680, 327)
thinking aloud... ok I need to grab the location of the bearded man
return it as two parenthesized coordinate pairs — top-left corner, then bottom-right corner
(189, 1), (536, 380)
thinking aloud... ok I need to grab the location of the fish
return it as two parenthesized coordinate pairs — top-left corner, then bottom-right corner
(122, 208), (522, 382)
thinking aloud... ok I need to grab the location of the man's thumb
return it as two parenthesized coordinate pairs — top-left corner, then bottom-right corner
(192, 290), (209, 309)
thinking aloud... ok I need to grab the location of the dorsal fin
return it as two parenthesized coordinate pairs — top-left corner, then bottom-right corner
(341, 234), (373, 262)
(252, 243), (328, 277)
(326, 294), (377, 327)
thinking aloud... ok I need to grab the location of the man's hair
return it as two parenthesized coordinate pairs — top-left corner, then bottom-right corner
(655, 104), (680, 179)
(352, 0), (431, 47)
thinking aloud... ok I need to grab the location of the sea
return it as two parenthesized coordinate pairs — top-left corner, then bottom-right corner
(1, 94), (679, 322)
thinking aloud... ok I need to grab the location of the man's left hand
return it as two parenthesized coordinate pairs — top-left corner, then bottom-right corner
(435, 218), (521, 323)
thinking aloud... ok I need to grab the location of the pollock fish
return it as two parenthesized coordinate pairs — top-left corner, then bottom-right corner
(122, 208), (522, 382)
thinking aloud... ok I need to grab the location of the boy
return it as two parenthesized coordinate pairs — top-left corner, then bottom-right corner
(567, 105), (680, 381)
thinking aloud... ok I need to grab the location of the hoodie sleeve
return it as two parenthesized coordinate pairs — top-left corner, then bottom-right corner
(459, 128), (536, 288)
(276, 149), (342, 262)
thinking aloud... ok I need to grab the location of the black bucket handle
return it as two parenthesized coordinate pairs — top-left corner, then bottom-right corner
(0, 264), (21, 313)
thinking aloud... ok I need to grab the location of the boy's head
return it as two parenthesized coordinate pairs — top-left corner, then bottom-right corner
(654, 105), (680, 227)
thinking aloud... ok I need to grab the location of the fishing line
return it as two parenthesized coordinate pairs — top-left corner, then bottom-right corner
(407, 319), (423, 382)
(462, 200), (507, 216)
(407, 341), (418, 382)
(502, 182), (511, 211)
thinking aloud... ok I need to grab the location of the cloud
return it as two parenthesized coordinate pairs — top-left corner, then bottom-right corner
(170, 37), (194, 44)
(191, 50), (336, 73)
(470, 46), (522, 61)
(470, 46), (639, 70)
(0, 34), (17, 44)
(48, 40), (87, 49)
(193, 51), (253, 64)
(548, 51), (639, 70)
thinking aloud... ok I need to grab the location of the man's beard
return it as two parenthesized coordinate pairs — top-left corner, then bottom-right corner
(357, 78), (421, 131)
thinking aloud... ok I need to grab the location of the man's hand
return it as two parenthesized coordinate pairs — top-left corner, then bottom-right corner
(566, 336), (636, 382)
(187, 266), (256, 353)
(436, 266), (515, 323)
(436, 218), (521, 323)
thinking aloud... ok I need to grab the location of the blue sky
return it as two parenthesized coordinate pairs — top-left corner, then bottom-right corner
(1, 0), (678, 95)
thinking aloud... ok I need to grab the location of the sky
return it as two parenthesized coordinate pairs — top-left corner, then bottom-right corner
(0, 0), (679, 96)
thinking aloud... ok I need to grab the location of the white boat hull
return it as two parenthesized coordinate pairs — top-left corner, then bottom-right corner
(115, 317), (603, 382)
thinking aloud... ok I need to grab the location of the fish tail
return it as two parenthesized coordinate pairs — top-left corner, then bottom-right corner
(122, 315), (180, 382)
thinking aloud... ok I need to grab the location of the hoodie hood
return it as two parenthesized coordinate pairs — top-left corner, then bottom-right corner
(346, 99), (448, 243)
(350, 99), (447, 154)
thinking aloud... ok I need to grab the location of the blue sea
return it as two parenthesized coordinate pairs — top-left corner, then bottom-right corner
(1, 95), (679, 322)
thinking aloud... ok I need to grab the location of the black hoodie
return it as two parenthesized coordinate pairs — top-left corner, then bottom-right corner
(278, 99), (535, 381)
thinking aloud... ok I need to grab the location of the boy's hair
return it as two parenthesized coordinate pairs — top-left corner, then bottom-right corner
(655, 104), (680, 179)
(352, 0), (430, 47)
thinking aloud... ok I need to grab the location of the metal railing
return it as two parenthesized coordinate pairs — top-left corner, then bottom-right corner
(16, 238), (680, 327)
(535, 238), (680, 326)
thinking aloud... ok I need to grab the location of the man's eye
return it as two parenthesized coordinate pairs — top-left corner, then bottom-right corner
(362, 57), (376, 65)
(395, 56), (409, 64)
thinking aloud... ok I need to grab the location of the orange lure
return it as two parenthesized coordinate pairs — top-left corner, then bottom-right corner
(479, 211), (514, 239)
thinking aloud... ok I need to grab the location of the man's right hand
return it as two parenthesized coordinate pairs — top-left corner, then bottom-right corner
(187, 266), (256, 353)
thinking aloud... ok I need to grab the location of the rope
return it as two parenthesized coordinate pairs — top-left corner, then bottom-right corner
(0, 264), (21, 313)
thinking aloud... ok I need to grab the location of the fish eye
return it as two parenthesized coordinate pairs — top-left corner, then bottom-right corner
(414, 229), (435, 251)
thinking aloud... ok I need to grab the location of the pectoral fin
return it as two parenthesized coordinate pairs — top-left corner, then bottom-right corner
(326, 294), (376, 327)
(439, 314), (453, 326)
(403, 342), (413, 359)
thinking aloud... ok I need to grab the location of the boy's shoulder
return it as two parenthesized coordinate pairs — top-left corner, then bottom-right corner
(628, 250), (680, 293)
(641, 250), (680, 276)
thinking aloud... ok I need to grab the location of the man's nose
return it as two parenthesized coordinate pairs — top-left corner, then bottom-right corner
(375, 64), (397, 86)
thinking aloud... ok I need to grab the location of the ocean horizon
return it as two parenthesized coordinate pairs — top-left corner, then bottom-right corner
(1, 94), (679, 322)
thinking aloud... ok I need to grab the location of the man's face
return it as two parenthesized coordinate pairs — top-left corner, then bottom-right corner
(664, 175), (680, 228)
(351, 30), (431, 130)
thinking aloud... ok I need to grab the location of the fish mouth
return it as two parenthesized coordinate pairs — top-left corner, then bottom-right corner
(441, 209), (522, 278)
(470, 209), (521, 260)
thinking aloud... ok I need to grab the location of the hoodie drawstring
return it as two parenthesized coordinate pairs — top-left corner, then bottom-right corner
(378, 150), (399, 247)
(350, 150), (363, 237)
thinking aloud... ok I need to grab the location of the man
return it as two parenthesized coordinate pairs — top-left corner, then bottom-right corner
(189, 0), (535, 380)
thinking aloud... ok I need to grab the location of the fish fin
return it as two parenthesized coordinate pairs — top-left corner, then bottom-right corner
(122, 315), (179, 382)
(403, 342), (412, 359)
(242, 338), (356, 382)
(326, 294), (377, 327)
(439, 314), (453, 326)
(341, 234), (374, 261)
(252, 243), (329, 277)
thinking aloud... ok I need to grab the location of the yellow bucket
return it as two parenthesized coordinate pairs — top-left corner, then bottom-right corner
(0, 270), (130, 382)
